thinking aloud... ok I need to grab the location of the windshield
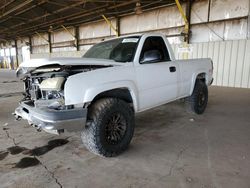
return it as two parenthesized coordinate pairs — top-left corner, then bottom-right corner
(83, 36), (140, 62)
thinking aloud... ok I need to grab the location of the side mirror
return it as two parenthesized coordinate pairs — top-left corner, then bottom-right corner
(140, 50), (162, 64)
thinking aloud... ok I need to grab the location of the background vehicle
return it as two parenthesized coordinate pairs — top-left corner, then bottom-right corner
(14, 33), (213, 157)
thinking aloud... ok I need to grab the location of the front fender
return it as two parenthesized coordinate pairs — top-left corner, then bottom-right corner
(83, 81), (139, 111)
(64, 78), (139, 112)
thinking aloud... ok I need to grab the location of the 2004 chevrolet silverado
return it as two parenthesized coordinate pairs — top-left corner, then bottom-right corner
(14, 33), (213, 157)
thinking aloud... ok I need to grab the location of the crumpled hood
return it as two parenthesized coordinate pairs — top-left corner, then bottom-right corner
(16, 57), (123, 77)
(19, 57), (122, 68)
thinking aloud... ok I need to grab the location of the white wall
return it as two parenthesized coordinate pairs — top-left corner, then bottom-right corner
(29, 0), (249, 56)
(173, 39), (250, 88)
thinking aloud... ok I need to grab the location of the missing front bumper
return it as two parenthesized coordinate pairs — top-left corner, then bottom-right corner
(14, 101), (87, 134)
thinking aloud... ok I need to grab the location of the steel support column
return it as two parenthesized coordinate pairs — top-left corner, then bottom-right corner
(175, 0), (191, 43)
(75, 26), (80, 51)
(116, 17), (120, 37)
(28, 36), (32, 54)
(48, 32), (52, 53)
(14, 39), (19, 67)
(185, 0), (193, 43)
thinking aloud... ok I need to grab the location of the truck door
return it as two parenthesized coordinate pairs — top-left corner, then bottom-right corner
(135, 36), (180, 111)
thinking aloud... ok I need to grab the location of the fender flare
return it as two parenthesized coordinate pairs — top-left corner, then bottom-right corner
(189, 71), (207, 95)
(83, 81), (139, 112)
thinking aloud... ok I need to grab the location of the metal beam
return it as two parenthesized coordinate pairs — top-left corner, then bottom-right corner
(28, 36), (32, 54)
(102, 15), (118, 37)
(75, 26), (80, 51)
(0, 0), (33, 19)
(13, 4), (105, 34)
(0, 0), (48, 25)
(0, 0), (15, 10)
(35, 31), (49, 44)
(1, 0), (88, 32)
(61, 25), (76, 40)
(14, 39), (19, 67)
(61, 25), (77, 48)
(207, 0), (211, 22)
(175, 0), (189, 27)
(175, 0), (190, 42)
(116, 17), (121, 37)
(185, 0), (193, 43)
(48, 32), (52, 53)
(46, 1), (86, 11)
(4, 0), (138, 38)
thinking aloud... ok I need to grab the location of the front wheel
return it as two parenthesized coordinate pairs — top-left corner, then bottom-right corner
(186, 80), (208, 114)
(81, 98), (135, 157)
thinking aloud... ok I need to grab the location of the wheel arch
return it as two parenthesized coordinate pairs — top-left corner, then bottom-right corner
(91, 88), (135, 110)
(83, 83), (139, 112)
(190, 72), (208, 95)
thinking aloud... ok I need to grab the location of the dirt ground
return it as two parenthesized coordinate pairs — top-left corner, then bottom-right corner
(0, 69), (250, 188)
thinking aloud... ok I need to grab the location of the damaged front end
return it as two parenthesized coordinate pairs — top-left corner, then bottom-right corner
(13, 64), (105, 134)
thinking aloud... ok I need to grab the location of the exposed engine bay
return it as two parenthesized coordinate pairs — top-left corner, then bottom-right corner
(20, 64), (111, 109)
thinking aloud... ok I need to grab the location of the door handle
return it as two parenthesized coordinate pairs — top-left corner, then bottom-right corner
(169, 66), (176, 72)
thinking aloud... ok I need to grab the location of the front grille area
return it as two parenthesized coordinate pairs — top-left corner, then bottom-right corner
(26, 77), (43, 100)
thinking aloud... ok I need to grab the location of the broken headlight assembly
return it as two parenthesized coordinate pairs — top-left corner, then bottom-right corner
(39, 77), (65, 100)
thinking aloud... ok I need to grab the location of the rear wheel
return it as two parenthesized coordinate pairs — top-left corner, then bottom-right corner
(81, 98), (134, 157)
(186, 80), (208, 114)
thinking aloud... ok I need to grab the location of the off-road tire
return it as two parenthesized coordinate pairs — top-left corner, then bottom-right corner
(81, 98), (134, 157)
(186, 80), (208, 114)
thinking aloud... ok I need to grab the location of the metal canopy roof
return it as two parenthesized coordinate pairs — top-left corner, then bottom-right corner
(0, 0), (177, 41)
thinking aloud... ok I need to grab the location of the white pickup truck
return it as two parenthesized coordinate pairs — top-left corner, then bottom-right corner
(14, 33), (213, 157)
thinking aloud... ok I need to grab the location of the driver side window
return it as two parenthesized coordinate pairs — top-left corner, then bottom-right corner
(139, 36), (171, 64)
